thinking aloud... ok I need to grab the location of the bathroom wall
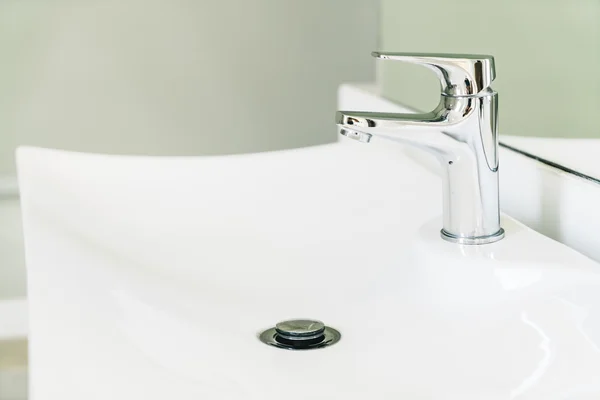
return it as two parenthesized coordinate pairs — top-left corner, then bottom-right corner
(0, 0), (378, 177)
(379, 0), (599, 138)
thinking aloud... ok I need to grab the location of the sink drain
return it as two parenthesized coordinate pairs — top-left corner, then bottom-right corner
(259, 319), (341, 350)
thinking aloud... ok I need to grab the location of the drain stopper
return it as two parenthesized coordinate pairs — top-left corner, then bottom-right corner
(259, 319), (341, 350)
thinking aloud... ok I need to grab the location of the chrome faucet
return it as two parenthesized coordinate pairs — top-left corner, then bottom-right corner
(337, 52), (504, 245)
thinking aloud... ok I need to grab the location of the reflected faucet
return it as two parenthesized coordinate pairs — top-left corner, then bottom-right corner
(337, 52), (504, 245)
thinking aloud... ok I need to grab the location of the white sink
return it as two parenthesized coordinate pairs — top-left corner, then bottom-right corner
(16, 140), (600, 399)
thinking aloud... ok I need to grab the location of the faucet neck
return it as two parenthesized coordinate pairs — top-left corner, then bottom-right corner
(438, 91), (504, 244)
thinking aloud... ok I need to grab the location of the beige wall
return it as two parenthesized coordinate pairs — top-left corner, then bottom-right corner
(0, 0), (378, 176)
(380, 0), (599, 138)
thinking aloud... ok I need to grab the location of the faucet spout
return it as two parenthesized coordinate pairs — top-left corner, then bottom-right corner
(336, 91), (504, 245)
(336, 108), (457, 153)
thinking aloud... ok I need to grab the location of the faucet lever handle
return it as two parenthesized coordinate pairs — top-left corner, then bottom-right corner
(372, 52), (496, 96)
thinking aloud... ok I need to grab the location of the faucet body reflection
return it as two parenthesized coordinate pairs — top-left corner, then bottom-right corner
(336, 52), (504, 244)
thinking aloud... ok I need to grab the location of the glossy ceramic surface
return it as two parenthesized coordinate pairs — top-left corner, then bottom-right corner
(17, 139), (600, 399)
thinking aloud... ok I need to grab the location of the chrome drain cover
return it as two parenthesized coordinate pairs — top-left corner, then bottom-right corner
(259, 319), (341, 350)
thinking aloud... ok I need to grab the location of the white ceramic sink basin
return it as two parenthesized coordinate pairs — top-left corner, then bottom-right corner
(17, 140), (600, 399)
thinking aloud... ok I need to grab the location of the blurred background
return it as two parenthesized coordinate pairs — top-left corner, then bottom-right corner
(1, 1), (599, 180)
(380, 0), (599, 140)
(0, 1), (598, 399)
(0, 0), (378, 178)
